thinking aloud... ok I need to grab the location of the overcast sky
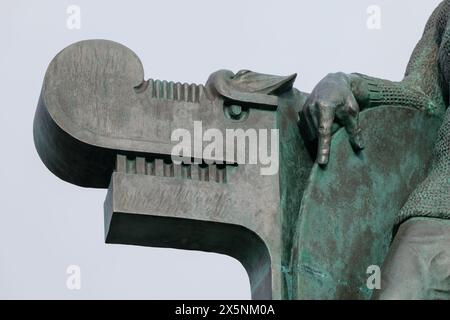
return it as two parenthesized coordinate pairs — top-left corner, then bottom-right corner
(0, 0), (442, 299)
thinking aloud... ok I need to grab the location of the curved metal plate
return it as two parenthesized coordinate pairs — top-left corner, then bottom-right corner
(292, 106), (443, 299)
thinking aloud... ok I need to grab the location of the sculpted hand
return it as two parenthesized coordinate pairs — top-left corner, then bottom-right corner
(299, 72), (365, 165)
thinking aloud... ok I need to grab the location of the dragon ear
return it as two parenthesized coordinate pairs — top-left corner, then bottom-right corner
(205, 69), (297, 108)
(232, 70), (297, 95)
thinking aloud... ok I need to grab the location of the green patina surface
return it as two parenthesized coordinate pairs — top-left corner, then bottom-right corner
(288, 106), (442, 299)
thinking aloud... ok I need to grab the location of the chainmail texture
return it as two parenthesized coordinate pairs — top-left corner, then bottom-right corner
(397, 107), (450, 224)
(397, 2), (450, 224)
(353, 73), (439, 114)
(355, 1), (450, 224)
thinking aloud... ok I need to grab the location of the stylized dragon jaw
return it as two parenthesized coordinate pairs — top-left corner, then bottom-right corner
(34, 39), (309, 300)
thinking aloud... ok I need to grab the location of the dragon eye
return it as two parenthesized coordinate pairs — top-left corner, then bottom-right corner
(223, 101), (249, 122)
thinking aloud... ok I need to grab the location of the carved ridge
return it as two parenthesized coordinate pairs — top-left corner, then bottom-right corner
(135, 79), (205, 103)
(115, 154), (228, 183)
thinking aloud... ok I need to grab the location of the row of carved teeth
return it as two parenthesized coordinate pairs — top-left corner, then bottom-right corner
(135, 79), (204, 103)
(115, 155), (228, 183)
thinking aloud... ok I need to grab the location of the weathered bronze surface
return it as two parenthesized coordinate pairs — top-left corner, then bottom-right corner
(34, 40), (311, 299)
(34, 1), (450, 300)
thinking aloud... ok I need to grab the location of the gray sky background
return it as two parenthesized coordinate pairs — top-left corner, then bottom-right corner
(0, 0), (442, 299)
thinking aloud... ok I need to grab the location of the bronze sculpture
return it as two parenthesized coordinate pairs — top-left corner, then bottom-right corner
(300, 1), (450, 298)
(33, 1), (450, 299)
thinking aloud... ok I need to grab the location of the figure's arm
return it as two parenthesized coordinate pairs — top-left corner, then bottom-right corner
(300, 1), (450, 165)
(348, 73), (440, 115)
(348, 1), (449, 114)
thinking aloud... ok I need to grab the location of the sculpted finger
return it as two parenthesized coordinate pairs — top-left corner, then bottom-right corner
(317, 105), (335, 165)
(344, 116), (365, 151)
(339, 108), (364, 152)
